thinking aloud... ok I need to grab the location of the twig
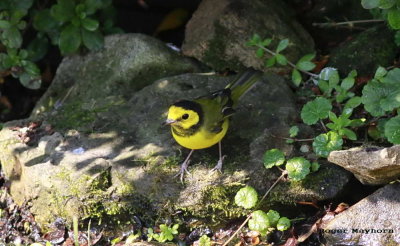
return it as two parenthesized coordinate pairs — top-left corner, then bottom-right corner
(222, 171), (287, 246)
(312, 19), (384, 28)
(320, 120), (328, 132)
(272, 135), (314, 142)
(255, 45), (319, 78)
(73, 216), (79, 246)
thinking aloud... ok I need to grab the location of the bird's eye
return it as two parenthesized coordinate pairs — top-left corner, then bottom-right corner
(182, 113), (189, 120)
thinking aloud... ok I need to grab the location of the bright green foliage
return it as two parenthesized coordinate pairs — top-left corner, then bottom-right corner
(361, 0), (400, 30)
(301, 97), (332, 125)
(362, 68), (400, 117)
(276, 217), (291, 231)
(263, 149), (285, 168)
(199, 235), (211, 246)
(285, 157), (311, 181)
(289, 126), (299, 138)
(235, 186), (258, 209)
(296, 53), (316, 72)
(326, 109), (359, 140)
(266, 210), (280, 227)
(248, 210), (270, 235)
(311, 162), (320, 172)
(149, 224), (179, 243)
(0, 0), (122, 89)
(384, 115), (400, 144)
(317, 68), (357, 104)
(313, 132), (343, 157)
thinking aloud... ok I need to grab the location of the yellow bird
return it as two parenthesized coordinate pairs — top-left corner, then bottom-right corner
(164, 69), (263, 180)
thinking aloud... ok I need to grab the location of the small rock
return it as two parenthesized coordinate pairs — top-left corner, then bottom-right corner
(328, 145), (400, 185)
(322, 183), (400, 245)
(182, 0), (314, 72)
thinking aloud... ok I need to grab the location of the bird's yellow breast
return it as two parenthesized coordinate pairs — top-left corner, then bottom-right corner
(172, 120), (229, 149)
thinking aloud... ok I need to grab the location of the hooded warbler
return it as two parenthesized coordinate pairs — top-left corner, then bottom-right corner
(164, 69), (263, 180)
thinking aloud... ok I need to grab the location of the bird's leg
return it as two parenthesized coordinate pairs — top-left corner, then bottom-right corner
(211, 141), (225, 173)
(175, 149), (195, 182)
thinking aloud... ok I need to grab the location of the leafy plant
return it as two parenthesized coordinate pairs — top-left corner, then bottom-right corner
(285, 157), (311, 181)
(198, 235), (211, 246)
(263, 148), (285, 168)
(235, 186), (258, 209)
(312, 132), (343, 157)
(246, 34), (317, 86)
(147, 224), (179, 243)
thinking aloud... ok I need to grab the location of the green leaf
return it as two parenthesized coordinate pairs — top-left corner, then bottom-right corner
(81, 17), (99, 31)
(275, 53), (287, 65)
(395, 31), (400, 47)
(328, 69), (340, 88)
(340, 128), (357, 140)
(285, 157), (311, 181)
(199, 235), (211, 246)
(344, 96), (362, 109)
(276, 217), (291, 231)
(312, 132), (343, 157)
(3, 26), (22, 48)
(85, 0), (111, 14)
(51, 0), (75, 22)
(75, 4), (87, 19)
(22, 60), (40, 75)
(33, 9), (58, 32)
(249, 210), (270, 235)
(361, 0), (379, 9)
(27, 35), (49, 61)
(296, 61), (315, 71)
(248, 34), (261, 46)
(263, 149), (285, 168)
(318, 80), (330, 95)
(265, 56), (276, 67)
(12, 0), (33, 11)
(341, 77), (355, 91)
(311, 162), (320, 172)
(234, 186), (258, 209)
(266, 210), (280, 227)
(261, 38), (272, 47)
(298, 53), (316, 63)
(0, 20), (11, 29)
(19, 72), (41, 89)
(361, 79), (398, 117)
(375, 66), (387, 79)
(291, 69), (302, 86)
(256, 48), (264, 58)
(301, 97), (332, 125)
(59, 24), (81, 54)
(289, 126), (299, 137)
(388, 8), (400, 29)
(384, 115), (400, 144)
(276, 38), (289, 53)
(319, 67), (337, 81)
(82, 29), (104, 51)
(378, 0), (395, 9)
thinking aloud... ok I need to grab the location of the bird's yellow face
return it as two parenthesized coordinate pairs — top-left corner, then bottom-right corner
(166, 105), (200, 130)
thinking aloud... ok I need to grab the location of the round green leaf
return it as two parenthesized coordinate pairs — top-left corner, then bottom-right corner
(388, 8), (400, 29)
(234, 186), (258, 209)
(82, 29), (104, 51)
(263, 149), (285, 168)
(285, 157), (311, 181)
(3, 26), (22, 48)
(27, 35), (49, 62)
(344, 96), (362, 110)
(276, 217), (291, 231)
(51, 0), (75, 22)
(59, 24), (81, 54)
(375, 66), (388, 79)
(82, 17), (99, 31)
(19, 72), (41, 89)
(384, 115), (400, 144)
(266, 210), (280, 227)
(199, 235), (211, 246)
(33, 9), (58, 32)
(265, 56), (276, 67)
(311, 162), (320, 172)
(301, 97), (332, 125)
(249, 210), (270, 235)
(256, 48), (264, 58)
(361, 0), (379, 9)
(378, 0), (395, 9)
(0, 20), (11, 29)
(312, 132), (343, 158)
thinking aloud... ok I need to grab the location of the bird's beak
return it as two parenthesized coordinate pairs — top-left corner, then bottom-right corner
(162, 119), (177, 126)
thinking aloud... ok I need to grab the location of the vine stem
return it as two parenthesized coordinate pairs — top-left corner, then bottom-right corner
(312, 19), (384, 27)
(222, 171), (287, 246)
(255, 45), (319, 78)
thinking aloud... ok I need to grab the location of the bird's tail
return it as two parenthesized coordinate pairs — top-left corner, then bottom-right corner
(226, 68), (263, 104)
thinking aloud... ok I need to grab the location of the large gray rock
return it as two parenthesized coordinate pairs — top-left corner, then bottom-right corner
(0, 33), (347, 230)
(182, 0), (314, 72)
(322, 183), (400, 245)
(328, 145), (400, 185)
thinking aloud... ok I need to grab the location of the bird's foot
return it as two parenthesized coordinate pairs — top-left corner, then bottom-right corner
(210, 155), (226, 173)
(174, 160), (191, 183)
